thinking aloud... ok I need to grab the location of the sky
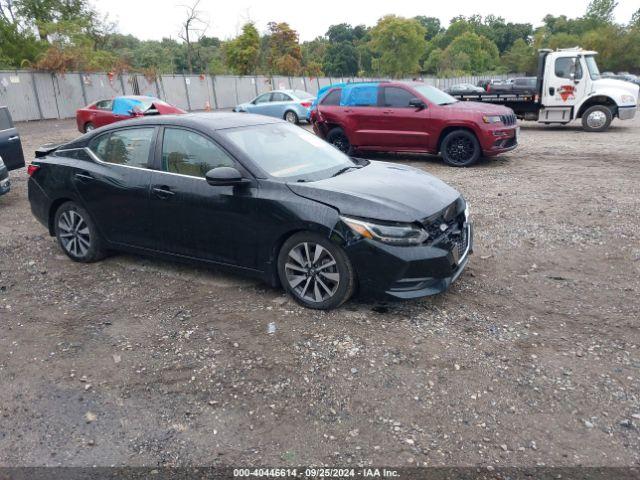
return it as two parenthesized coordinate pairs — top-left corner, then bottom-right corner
(97, 0), (640, 42)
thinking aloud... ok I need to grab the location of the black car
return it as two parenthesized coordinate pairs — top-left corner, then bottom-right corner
(0, 106), (26, 193)
(28, 113), (472, 309)
(0, 156), (9, 196)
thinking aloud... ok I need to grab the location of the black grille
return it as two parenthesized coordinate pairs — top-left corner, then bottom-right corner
(500, 113), (517, 126)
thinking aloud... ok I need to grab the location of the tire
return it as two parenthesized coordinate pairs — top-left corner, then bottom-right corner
(326, 127), (354, 155)
(581, 105), (612, 132)
(277, 232), (355, 310)
(54, 201), (106, 263)
(84, 122), (95, 133)
(284, 110), (299, 124)
(440, 129), (481, 167)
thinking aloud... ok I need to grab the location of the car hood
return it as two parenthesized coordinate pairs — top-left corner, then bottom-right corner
(592, 78), (639, 97)
(442, 101), (512, 115)
(287, 161), (461, 223)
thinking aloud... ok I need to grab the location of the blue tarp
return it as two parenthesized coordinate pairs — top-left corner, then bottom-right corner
(339, 82), (379, 107)
(112, 96), (151, 115)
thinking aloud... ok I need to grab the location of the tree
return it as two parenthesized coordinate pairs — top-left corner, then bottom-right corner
(585, 0), (618, 23)
(322, 41), (358, 76)
(368, 15), (426, 77)
(440, 32), (500, 74)
(223, 22), (259, 75)
(266, 22), (301, 75)
(301, 37), (327, 76)
(413, 16), (442, 41)
(178, 0), (208, 73)
(502, 38), (536, 73)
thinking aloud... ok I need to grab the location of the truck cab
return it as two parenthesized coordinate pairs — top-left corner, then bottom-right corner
(537, 48), (639, 131)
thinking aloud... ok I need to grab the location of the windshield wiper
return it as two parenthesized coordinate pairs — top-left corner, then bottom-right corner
(331, 166), (360, 177)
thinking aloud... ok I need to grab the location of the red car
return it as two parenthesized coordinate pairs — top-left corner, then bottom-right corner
(76, 96), (185, 133)
(311, 81), (518, 167)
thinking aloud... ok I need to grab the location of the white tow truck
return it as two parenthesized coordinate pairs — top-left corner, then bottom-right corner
(451, 48), (639, 132)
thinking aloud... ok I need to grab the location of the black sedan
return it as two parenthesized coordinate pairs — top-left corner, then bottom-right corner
(28, 113), (472, 309)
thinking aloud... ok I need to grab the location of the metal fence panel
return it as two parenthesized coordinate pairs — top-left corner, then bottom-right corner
(304, 77), (319, 95)
(32, 73), (58, 119)
(290, 76), (307, 92)
(0, 71), (41, 121)
(318, 77), (332, 89)
(255, 76), (272, 95)
(159, 75), (189, 110)
(184, 75), (212, 111)
(52, 73), (86, 119)
(272, 76), (290, 90)
(235, 76), (257, 104)
(213, 76), (237, 109)
(82, 73), (124, 104)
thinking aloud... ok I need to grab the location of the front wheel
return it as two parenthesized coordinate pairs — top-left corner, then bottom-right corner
(440, 130), (481, 167)
(84, 122), (95, 133)
(54, 201), (106, 262)
(581, 105), (612, 132)
(277, 232), (355, 310)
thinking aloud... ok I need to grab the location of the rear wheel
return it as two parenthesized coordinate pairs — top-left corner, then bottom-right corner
(581, 105), (612, 132)
(441, 130), (481, 167)
(284, 110), (299, 124)
(84, 122), (95, 133)
(326, 127), (353, 155)
(54, 201), (106, 262)
(277, 232), (355, 310)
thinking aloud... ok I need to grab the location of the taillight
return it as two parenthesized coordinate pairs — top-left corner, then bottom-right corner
(27, 164), (40, 176)
(300, 101), (312, 108)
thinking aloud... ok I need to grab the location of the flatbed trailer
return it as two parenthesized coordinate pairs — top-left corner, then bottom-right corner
(452, 49), (638, 132)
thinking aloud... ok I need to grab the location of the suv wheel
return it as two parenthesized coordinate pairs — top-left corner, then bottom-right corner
(326, 127), (353, 155)
(441, 130), (481, 167)
(581, 105), (612, 132)
(277, 232), (355, 310)
(54, 201), (106, 262)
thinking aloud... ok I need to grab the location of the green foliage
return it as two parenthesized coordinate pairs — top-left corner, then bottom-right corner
(502, 38), (536, 73)
(223, 23), (260, 75)
(438, 32), (500, 75)
(368, 15), (426, 77)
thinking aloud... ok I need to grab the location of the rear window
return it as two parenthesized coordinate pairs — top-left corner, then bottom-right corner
(0, 107), (13, 130)
(321, 89), (342, 106)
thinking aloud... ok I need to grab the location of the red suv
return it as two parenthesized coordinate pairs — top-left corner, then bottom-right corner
(311, 81), (518, 167)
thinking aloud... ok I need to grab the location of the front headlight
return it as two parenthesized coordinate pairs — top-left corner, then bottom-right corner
(341, 216), (428, 246)
(620, 94), (636, 104)
(483, 115), (502, 124)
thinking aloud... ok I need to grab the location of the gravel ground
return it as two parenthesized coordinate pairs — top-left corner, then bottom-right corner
(0, 115), (639, 468)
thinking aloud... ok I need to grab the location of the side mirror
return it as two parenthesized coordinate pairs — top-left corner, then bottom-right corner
(409, 98), (425, 109)
(205, 166), (250, 187)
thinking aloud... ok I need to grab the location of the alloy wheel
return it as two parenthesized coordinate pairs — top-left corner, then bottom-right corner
(331, 134), (349, 153)
(285, 242), (340, 303)
(285, 111), (298, 123)
(586, 110), (607, 129)
(58, 210), (91, 257)
(446, 135), (475, 164)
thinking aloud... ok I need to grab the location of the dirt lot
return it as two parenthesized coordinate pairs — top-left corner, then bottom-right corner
(0, 115), (639, 469)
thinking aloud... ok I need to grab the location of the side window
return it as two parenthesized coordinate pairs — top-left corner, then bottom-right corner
(254, 93), (271, 104)
(382, 87), (414, 107)
(162, 128), (234, 178)
(321, 89), (342, 106)
(0, 107), (13, 130)
(95, 100), (113, 110)
(271, 92), (292, 102)
(89, 128), (154, 168)
(555, 57), (583, 80)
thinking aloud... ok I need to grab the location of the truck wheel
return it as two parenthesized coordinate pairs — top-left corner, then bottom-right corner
(326, 128), (354, 155)
(441, 130), (481, 167)
(582, 105), (612, 132)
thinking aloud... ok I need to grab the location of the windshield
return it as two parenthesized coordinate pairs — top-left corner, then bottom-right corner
(411, 85), (458, 105)
(220, 123), (356, 182)
(585, 56), (601, 80)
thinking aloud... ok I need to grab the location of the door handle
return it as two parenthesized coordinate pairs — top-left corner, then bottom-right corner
(74, 172), (94, 181)
(153, 186), (175, 199)
(549, 87), (555, 96)
(383, 110), (392, 114)
(8, 135), (19, 142)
